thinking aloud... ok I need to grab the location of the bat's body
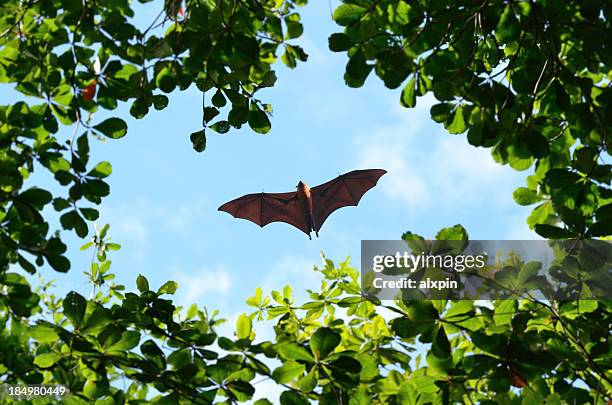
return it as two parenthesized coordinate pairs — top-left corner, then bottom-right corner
(296, 181), (313, 213)
(218, 169), (386, 239)
(296, 181), (318, 238)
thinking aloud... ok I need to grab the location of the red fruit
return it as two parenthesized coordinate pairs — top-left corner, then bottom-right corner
(82, 80), (97, 101)
(510, 370), (527, 388)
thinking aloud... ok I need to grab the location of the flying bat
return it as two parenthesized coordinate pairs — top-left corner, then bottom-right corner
(218, 169), (387, 239)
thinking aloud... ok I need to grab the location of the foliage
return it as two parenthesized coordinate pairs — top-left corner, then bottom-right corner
(0, 0), (307, 277)
(1, 225), (610, 404)
(329, 0), (611, 239)
(364, 238), (611, 301)
(0, 1), (611, 404)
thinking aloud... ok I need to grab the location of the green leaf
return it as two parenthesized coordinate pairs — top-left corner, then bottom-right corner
(30, 324), (59, 343)
(280, 390), (309, 405)
(141, 339), (166, 370)
(281, 44), (307, 69)
(227, 380), (255, 401)
(156, 66), (177, 93)
(43, 106), (58, 133)
(310, 327), (340, 359)
(333, 3), (367, 26)
(47, 254), (70, 273)
(512, 187), (542, 206)
(190, 129), (206, 152)
(518, 261), (542, 285)
(73, 210), (88, 237)
(203, 106), (219, 123)
(152, 94), (169, 110)
(400, 78), (416, 108)
(430, 103), (451, 123)
(210, 120), (230, 134)
(545, 169), (581, 188)
(157, 281), (178, 295)
(260, 73), (277, 91)
(236, 314), (252, 340)
(298, 366), (317, 392)
(107, 330), (140, 352)
(329, 355), (361, 373)
(595, 203), (612, 222)
(63, 291), (86, 327)
(524, 130), (549, 158)
(246, 288), (263, 307)
(94, 118), (128, 139)
(278, 343), (315, 362)
(431, 326), (451, 358)
(444, 301), (473, 320)
(88, 161), (112, 178)
(19, 187), (52, 208)
(285, 14), (303, 39)
(436, 224), (468, 240)
(587, 220), (612, 237)
(82, 308), (112, 334)
(392, 317), (420, 339)
(130, 98), (149, 119)
(558, 207), (585, 234)
(33, 352), (62, 368)
(281, 48), (297, 68)
(136, 274), (149, 292)
(534, 224), (573, 239)
(79, 208), (99, 221)
(248, 108), (271, 134)
(228, 106), (249, 126)
(496, 5), (521, 42)
(53, 198), (71, 212)
(493, 300), (516, 325)
(527, 202), (553, 229)
(446, 105), (467, 134)
(212, 90), (226, 107)
(398, 381), (418, 404)
(388, 1), (413, 25)
(508, 153), (534, 171)
(344, 49), (373, 88)
(328, 33), (353, 52)
(272, 360), (305, 384)
(406, 300), (439, 323)
(349, 385), (370, 405)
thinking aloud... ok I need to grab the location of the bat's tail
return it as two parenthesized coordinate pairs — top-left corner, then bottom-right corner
(308, 212), (319, 238)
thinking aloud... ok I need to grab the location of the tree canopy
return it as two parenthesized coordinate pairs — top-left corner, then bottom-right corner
(330, 0), (611, 239)
(3, 225), (611, 404)
(0, 0), (610, 404)
(0, 0), (307, 276)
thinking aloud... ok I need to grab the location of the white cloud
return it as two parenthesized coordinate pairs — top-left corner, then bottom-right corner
(359, 137), (430, 208)
(96, 196), (209, 256)
(355, 94), (522, 212)
(260, 254), (322, 301)
(94, 207), (149, 260)
(295, 35), (332, 69)
(115, 214), (148, 248)
(504, 214), (543, 240)
(174, 265), (232, 306)
(165, 199), (208, 233)
(250, 378), (284, 404)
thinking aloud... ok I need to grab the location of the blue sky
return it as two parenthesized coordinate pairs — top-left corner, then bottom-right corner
(6, 0), (539, 359)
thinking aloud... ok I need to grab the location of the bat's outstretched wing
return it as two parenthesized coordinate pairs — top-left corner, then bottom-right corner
(218, 192), (310, 236)
(311, 169), (387, 232)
